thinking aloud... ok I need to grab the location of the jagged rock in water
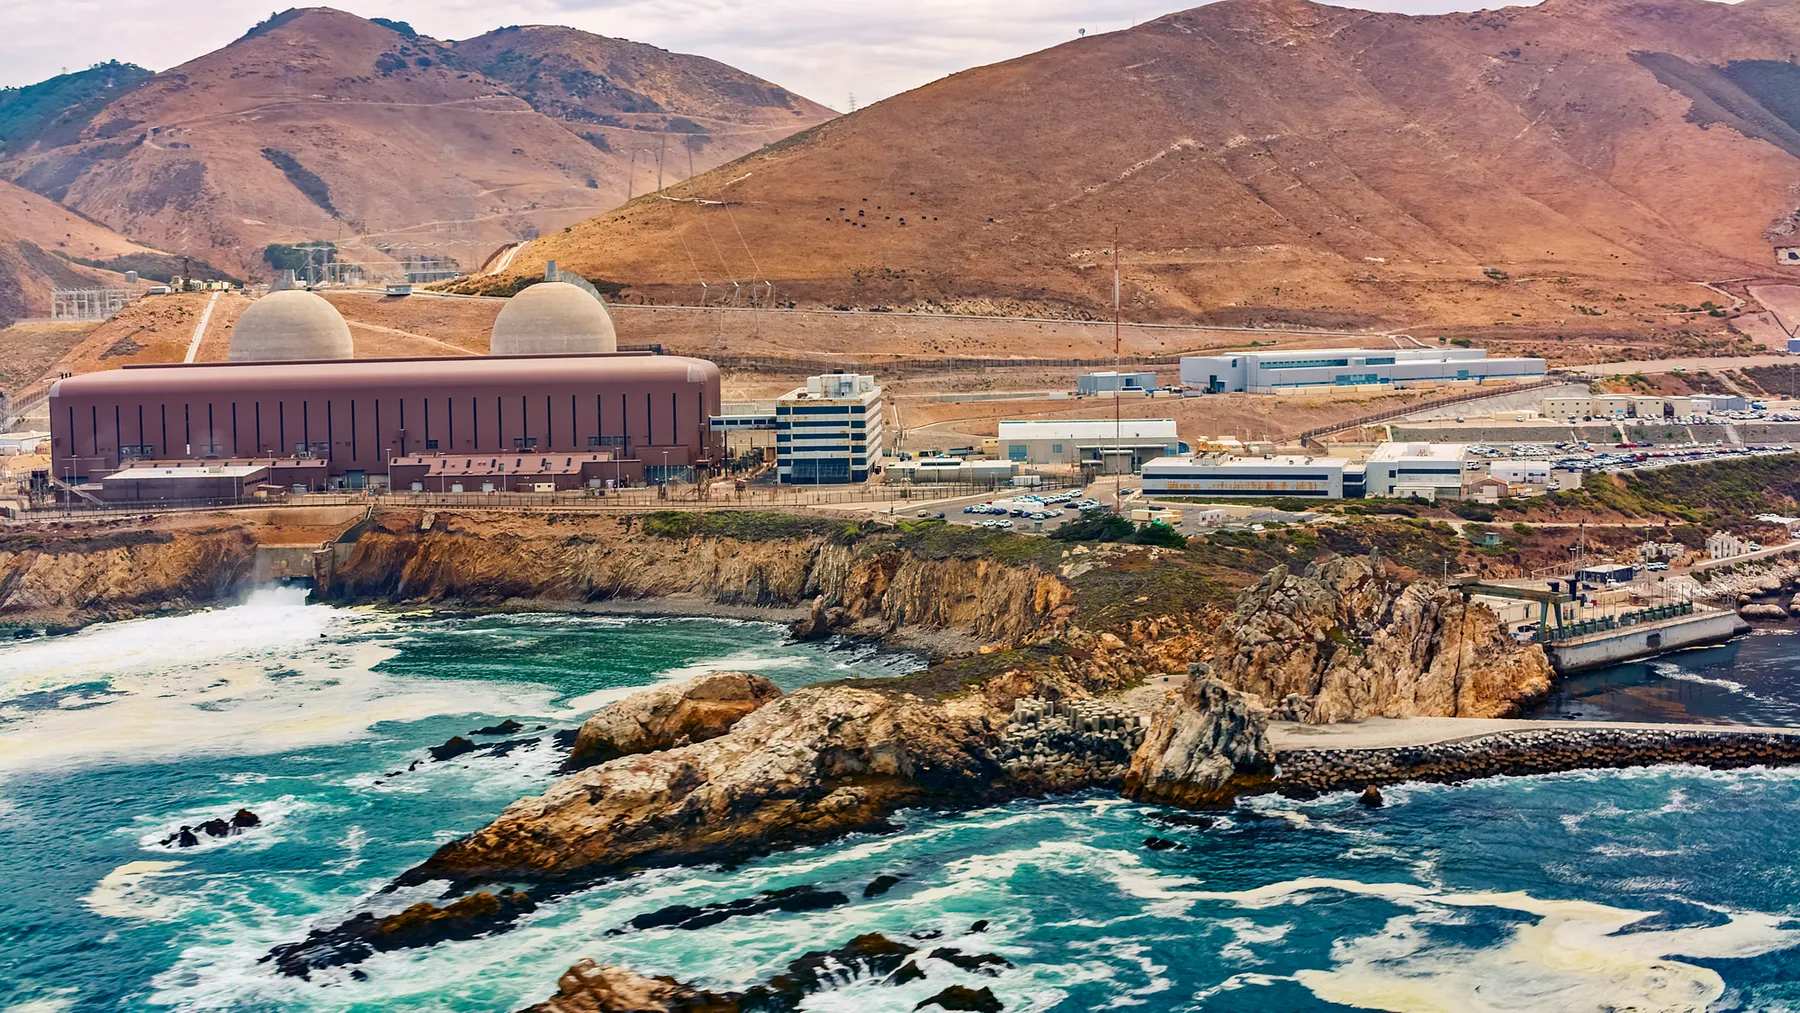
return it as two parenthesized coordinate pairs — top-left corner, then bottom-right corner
(472, 719), (526, 736)
(887, 960), (927, 985)
(1740, 602), (1790, 620)
(1205, 555), (1554, 723)
(863, 873), (905, 898)
(230, 808), (260, 828)
(612, 885), (848, 934)
(567, 671), (782, 769)
(429, 735), (478, 761)
(400, 685), (1002, 889)
(266, 888), (536, 978)
(916, 985), (1004, 1012)
(927, 947), (1012, 975)
(1123, 678), (1271, 808)
(520, 933), (917, 1013)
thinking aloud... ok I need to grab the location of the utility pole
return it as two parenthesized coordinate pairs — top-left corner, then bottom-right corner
(657, 129), (667, 192)
(628, 150), (638, 201)
(1113, 229), (1122, 516)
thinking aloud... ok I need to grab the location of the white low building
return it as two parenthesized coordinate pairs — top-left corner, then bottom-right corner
(1179, 347), (1544, 394)
(1489, 461), (1551, 485)
(1141, 453), (1346, 499)
(1363, 442), (1469, 499)
(886, 457), (1017, 484)
(994, 419), (1182, 474)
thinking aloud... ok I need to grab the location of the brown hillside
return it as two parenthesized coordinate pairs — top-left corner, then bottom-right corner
(450, 26), (836, 182)
(512, 0), (1800, 337)
(0, 178), (163, 262)
(0, 8), (833, 280)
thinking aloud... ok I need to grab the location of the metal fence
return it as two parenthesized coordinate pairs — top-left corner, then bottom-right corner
(1293, 377), (1565, 444)
(12, 478), (1083, 521)
(1536, 600), (1695, 643)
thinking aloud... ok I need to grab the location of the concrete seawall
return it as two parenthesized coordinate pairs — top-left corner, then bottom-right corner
(1544, 608), (1748, 674)
(1273, 724), (1800, 794)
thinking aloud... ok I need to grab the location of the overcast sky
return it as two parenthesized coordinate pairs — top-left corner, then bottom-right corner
(7, 0), (1543, 107)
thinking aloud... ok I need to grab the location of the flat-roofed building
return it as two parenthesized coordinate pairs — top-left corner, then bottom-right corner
(1542, 394), (1698, 418)
(1179, 347), (1544, 394)
(1077, 370), (1158, 395)
(995, 418), (1182, 474)
(1141, 453), (1346, 498)
(776, 373), (884, 485)
(1363, 442), (1469, 498)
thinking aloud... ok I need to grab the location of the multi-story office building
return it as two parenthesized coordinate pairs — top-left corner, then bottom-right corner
(775, 373), (885, 484)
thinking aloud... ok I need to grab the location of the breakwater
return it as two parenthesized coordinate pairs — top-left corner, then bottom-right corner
(1273, 725), (1800, 794)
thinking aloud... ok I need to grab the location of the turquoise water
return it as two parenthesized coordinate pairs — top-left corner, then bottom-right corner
(5, 595), (1800, 1012)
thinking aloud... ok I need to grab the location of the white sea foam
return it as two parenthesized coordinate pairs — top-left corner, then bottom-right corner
(2, 996), (77, 1013)
(84, 860), (194, 921)
(0, 592), (592, 773)
(133, 794), (314, 853)
(1194, 877), (1800, 1012)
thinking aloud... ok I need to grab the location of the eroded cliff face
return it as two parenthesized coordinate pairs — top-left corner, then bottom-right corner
(1124, 676), (1273, 807)
(0, 527), (257, 629)
(328, 512), (1071, 647)
(1204, 554), (1554, 723)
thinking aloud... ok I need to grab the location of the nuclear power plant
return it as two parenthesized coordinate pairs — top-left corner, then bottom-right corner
(48, 273), (721, 499)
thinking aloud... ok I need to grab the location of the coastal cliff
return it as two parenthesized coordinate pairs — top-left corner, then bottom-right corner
(0, 526), (256, 630)
(1203, 555), (1554, 723)
(326, 512), (1069, 647)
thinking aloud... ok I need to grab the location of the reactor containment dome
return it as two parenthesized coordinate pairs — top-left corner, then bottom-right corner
(489, 281), (617, 356)
(229, 290), (355, 362)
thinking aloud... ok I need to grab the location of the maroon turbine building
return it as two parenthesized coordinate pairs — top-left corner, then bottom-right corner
(48, 284), (722, 494)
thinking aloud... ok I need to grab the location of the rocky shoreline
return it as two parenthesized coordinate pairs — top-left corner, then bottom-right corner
(1273, 726), (1800, 794)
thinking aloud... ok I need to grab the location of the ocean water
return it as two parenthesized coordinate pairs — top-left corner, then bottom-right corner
(1529, 628), (1800, 726)
(5, 595), (1800, 1013)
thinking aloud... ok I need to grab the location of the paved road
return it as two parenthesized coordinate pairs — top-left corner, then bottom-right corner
(1564, 354), (1793, 376)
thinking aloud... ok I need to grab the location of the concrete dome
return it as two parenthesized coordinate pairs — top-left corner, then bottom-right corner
(490, 281), (616, 356)
(229, 290), (354, 362)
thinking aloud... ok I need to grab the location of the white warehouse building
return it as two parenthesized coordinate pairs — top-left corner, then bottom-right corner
(775, 373), (885, 485)
(995, 419), (1184, 473)
(1142, 454), (1347, 498)
(1178, 347), (1545, 394)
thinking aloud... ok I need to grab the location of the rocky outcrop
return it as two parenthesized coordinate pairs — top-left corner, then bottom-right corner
(1739, 602), (1791, 620)
(1123, 675), (1272, 807)
(568, 672), (781, 769)
(399, 686), (1005, 890)
(0, 527), (257, 629)
(1204, 555), (1554, 724)
(522, 933), (920, 1013)
(266, 888), (537, 978)
(522, 961), (738, 1013)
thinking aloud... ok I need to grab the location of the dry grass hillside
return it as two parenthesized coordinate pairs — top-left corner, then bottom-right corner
(508, 0), (1800, 341)
(451, 26), (835, 182)
(0, 8), (834, 280)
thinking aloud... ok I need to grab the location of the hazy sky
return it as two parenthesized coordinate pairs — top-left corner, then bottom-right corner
(7, 0), (1541, 107)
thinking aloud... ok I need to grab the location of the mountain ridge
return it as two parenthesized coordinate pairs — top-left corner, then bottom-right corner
(500, 0), (1800, 334)
(0, 7), (835, 280)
